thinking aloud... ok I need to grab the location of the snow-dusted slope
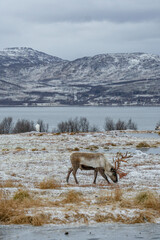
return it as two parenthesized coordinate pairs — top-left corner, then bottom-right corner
(0, 47), (64, 66)
(0, 48), (160, 106)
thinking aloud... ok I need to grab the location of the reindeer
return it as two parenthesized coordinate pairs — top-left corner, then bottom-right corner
(66, 152), (118, 184)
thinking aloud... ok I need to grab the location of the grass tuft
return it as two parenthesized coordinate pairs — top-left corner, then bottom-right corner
(37, 178), (61, 189)
(135, 191), (160, 210)
(61, 190), (84, 204)
(13, 189), (31, 201)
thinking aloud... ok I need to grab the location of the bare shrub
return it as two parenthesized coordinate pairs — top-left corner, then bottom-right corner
(116, 119), (127, 130)
(127, 118), (137, 130)
(13, 119), (35, 133)
(104, 117), (137, 131)
(79, 117), (89, 132)
(0, 117), (13, 134)
(104, 117), (115, 131)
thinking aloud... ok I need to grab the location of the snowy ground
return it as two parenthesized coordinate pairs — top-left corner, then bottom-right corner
(0, 130), (160, 225)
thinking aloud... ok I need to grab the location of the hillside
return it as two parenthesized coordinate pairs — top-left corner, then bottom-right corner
(0, 47), (160, 106)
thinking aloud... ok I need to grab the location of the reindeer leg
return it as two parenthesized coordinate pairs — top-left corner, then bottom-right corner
(98, 168), (110, 184)
(66, 167), (73, 183)
(72, 167), (79, 184)
(93, 169), (98, 184)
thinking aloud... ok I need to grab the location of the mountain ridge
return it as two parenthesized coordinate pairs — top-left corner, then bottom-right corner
(0, 47), (160, 106)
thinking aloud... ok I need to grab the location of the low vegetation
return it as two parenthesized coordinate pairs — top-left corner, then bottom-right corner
(0, 187), (159, 225)
(0, 189), (48, 225)
(60, 190), (84, 204)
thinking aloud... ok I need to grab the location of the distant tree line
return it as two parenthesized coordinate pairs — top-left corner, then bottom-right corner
(55, 117), (137, 133)
(0, 116), (138, 134)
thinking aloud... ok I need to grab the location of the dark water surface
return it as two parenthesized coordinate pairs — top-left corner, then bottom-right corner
(0, 224), (159, 240)
(0, 106), (160, 131)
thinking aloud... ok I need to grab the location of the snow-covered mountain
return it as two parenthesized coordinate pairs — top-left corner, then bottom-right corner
(0, 47), (160, 106)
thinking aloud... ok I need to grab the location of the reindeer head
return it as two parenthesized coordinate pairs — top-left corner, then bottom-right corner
(105, 163), (118, 183)
(109, 166), (118, 183)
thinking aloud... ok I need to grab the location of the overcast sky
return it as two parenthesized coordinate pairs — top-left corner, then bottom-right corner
(0, 0), (160, 60)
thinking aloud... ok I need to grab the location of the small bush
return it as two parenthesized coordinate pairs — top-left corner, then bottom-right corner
(38, 178), (61, 189)
(136, 142), (150, 148)
(116, 119), (127, 130)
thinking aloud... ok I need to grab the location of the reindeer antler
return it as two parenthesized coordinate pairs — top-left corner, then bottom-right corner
(113, 152), (132, 178)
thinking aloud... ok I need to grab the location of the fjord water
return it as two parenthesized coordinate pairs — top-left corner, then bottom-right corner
(0, 106), (159, 131)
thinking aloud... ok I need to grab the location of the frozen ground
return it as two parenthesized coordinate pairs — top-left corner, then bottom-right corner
(0, 130), (160, 225)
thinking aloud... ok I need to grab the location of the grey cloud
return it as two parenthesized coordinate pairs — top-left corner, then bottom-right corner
(2, 0), (160, 24)
(0, 0), (160, 59)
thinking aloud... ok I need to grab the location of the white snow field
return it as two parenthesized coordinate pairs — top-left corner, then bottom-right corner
(0, 130), (160, 225)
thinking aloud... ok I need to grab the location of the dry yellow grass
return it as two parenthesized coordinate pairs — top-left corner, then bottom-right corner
(64, 212), (88, 224)
(37, 178), (61, 189)
(0, 189), (46, 225)
(0, 187), (159, 225)
(134, 191), (160, 210)
(0, 190), (25, 224)
(95, 188), (123, 205)
(11, 213), (51, 226)
(13, 189), (31, 201)
(61, 190), (84, 204)
(94, 211), (155, 224)
(0, 179), (19, 188)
